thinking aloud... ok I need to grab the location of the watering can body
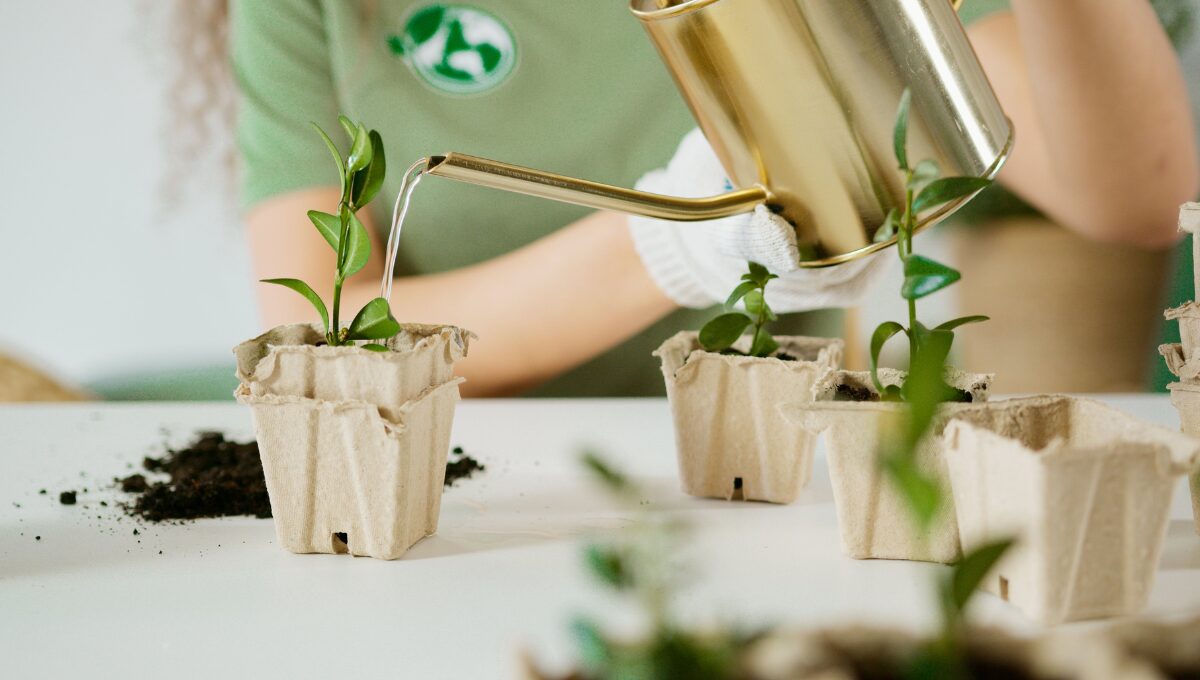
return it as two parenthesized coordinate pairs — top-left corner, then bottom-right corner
(427, 0), (1011, 267)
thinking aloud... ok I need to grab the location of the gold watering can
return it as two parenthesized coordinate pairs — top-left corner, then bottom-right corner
(423, 0), (1012, 267)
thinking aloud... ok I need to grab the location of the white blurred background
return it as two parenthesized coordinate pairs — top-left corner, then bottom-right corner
(2, 1), (1198, 399)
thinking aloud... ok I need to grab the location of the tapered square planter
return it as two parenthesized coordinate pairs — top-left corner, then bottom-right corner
(654, 331), (843, 504)
(780, 369), (992, 564)
(233, 323), (472, 560)
(1165, 382), (1200, 535)
(943, 396), (1200, 624)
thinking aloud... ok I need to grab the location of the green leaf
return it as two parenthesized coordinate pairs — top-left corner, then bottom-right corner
(909, 159), (940, 190)
(950, 538), (1016, 612)
(311, 123), (346, 188)
(339, 212), (371, 279)
(748, 325), (779, 357)
(934, 315), (989, 332)
(894, 88), (912, 171)
(724, 281), (756, 309)
(883, 455), (943, 531)
(743, 289), (767, 317)
(352, 130), (387, 208)
(346, 123), (373, 174)
(869, 321), (906, 393)
(346, 297), (401, 340)
(745, 261), (772, 286)
(580, 451), (632, 494)
(261, 278), (329, 332)
(913, 177), (992, 213)
(584, 543), (632, 589)
(699, 313), (752, 352)
(361, 343), (389, 352)
(307, 210), (341, 253)
(902, 255), (961, 300)
(901, 328), (955, 449)
(873, 209), (900, 244)
(337, 115), (357, 143)
(571, 618), (612, 672)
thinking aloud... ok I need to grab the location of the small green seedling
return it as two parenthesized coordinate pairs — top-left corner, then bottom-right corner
(698, 262), (781, 358)
(262, 116), (400, 350)
(869, 88), (992, 400)
(872, 89), (995, 533)
(567, 452), (750, 680)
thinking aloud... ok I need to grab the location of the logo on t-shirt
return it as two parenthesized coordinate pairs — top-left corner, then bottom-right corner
(388, 4), (518, 96)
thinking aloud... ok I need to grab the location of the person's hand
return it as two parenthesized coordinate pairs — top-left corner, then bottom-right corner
(628, 128), (892, 312)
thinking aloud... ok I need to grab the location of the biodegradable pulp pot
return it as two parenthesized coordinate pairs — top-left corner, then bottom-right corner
(943, 395), (1200, 625)
(779, 369), (992, 564)
(1166, 382), (1200, 535)
(234, 323), (473, 560)
(654, 331), (843, 504)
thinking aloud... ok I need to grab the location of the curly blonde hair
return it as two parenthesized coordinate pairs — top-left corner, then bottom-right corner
(151, 0), (235, 210)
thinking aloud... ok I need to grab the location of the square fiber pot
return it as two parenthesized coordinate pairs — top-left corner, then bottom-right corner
(654, 331), (843, 504)
(233, 323), (472, 560)
(944, 395), (1200, 625)
(238, 379), (463, 560)
(1165, 382), (1200, 536)
(781, 369), (992, 564)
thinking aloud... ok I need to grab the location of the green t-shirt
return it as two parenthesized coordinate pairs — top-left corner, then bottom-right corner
(231, 0), (841, 397)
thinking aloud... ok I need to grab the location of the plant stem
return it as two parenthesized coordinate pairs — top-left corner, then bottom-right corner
(901, 177), (919, 364)
(330, 200), (351, 343)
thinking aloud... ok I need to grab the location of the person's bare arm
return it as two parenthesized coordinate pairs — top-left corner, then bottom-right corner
(968, 1), (1198, 248)
(247, 188), (677, 397)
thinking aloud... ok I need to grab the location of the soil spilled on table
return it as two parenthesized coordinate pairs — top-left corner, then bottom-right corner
(119, 432), (270, 522)
(113, 433), (485, 522)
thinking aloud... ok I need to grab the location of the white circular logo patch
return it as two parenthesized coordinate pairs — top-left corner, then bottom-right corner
(387, 4), (518, 96)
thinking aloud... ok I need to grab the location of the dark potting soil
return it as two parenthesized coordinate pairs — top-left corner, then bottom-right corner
(844, 653), (1040, 680)
(446, 446), (485, 486)
(119, 432), (271, 522)
(113, 434), (486, 522)
(835, 383), (879, 402)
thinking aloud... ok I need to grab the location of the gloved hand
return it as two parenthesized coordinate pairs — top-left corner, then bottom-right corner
(628, 128), (892, 312)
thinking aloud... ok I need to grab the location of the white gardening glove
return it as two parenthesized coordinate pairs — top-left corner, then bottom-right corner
(628, 128), (892, 312)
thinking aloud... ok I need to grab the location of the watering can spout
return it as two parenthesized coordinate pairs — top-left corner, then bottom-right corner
(425, 152), (771, 222)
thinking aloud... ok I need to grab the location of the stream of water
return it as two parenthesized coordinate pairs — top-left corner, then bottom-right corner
(380, 158), (429, 302)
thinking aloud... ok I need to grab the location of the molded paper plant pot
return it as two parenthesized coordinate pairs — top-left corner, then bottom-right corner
(780, 369), (992, 564)
(741, 625), (1111, 680)
(1158, 303), (1200, 382)
(654, 331), (843, 504)
(943, 396), (1200, 625)
(237, 379), (463, 560)
(233, 323), (472, 419)
(1165, 382), (1200, 535)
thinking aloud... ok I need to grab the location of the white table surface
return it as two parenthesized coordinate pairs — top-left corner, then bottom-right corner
(1, 396), (1197, 679)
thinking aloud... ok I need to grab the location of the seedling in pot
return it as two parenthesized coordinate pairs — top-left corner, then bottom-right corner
(262, 116), (401, 350)
(868, 88), (992, 401)
(698, 262), (783, 358)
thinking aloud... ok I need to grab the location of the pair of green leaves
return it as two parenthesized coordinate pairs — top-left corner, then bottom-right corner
(699, 262), (780, 358)
(313, 116), (387, 211)
(261, 281), (399, 350)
